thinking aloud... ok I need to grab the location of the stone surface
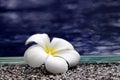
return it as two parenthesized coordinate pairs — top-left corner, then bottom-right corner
(0, 63), (120, 80)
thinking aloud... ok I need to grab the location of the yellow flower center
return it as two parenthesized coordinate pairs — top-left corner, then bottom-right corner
(45, 45), (56, 56)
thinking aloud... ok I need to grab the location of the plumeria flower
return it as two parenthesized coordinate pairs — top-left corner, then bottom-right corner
(24, 33), (80, 73)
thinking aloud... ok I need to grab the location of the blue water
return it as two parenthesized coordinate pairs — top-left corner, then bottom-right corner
(0, 0), (120, 56)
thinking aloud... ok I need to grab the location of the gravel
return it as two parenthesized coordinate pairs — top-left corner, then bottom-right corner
(0, 63), (120, 80)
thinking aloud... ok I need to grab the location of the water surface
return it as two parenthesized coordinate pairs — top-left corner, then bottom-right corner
(0, 0), (120, 56)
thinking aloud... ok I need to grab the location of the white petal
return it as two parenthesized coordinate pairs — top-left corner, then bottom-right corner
(24, 45), (48, 67)
(25, 33), (50, 48)
(55, 50), (80, 67)
(51, 38), (74, 52)
(45, 55), (68, 74)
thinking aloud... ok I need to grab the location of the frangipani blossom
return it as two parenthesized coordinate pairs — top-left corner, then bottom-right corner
(24, 33), (80, 73)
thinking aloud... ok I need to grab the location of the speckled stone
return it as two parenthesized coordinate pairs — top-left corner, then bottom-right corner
(0, 63), (120, 80)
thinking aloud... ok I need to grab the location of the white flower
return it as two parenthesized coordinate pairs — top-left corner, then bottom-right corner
(24, 33), (80, 73)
